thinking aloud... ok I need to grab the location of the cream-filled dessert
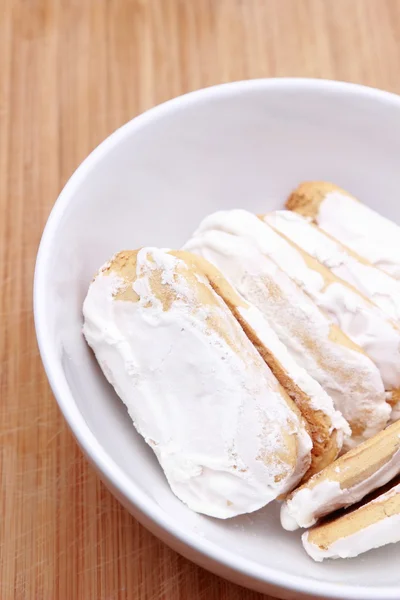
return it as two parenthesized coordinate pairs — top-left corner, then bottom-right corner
(188, 209), (400, 418)
(83, 180), (400, 562)
(281, 420), (400, 530)
(178, 251), (349, 479)
(302, 481), (400, 561)
(83, 248), (312, 518)
(287, 181), (400, 280)
(264, 210), (400, 324)
(185, 212), (389, 448)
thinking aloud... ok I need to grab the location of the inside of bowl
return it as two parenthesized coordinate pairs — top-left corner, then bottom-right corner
(39, 82), (400, 593)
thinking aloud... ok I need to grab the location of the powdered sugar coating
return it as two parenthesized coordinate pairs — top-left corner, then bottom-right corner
(236, 304), (349, 439)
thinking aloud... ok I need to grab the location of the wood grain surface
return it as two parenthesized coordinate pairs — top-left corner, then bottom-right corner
(1, 0), (400, 598)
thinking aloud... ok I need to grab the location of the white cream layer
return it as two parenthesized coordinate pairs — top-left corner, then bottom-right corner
(237, 304), (349, 440)
(280, 444), (400, 530)
(185, 214), (389, 447)
(316, 191), (400, 280)
(265, 210), (400, 324)
(192, 209), (400, 392)
(83, 248), (312, 519)
(302, 483), (400, 561)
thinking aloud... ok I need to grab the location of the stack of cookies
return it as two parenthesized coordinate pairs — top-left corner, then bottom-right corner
(83, 182), (400, 561)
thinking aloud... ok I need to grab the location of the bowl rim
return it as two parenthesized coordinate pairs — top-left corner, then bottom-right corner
(34, 78), (400, 600)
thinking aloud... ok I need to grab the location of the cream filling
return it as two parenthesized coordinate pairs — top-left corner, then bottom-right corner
(302, 484), (400, 562)
(192, 209), (400, 392)
(317, 191), (400, 280)
(266, 210), (400, 324)
(281, 445), (400, 530)
(83, 248), (312, 519)
(185, 216), (389, 447)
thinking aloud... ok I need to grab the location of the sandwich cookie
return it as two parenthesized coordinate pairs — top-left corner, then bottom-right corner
(264, 210), (400, 325)
(264, 210), (400, 424)
(176, 251), (350, 478)
(281, 419), (400, 531)
(195, 210), (400, 413)
(302, 480), (400, 561)
(83, 248), (312, 518)
(185, 217), (389, 449)
(286, 181), (400, 280)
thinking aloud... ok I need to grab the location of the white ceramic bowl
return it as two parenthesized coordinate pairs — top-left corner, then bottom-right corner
(34, 79), (400, 600)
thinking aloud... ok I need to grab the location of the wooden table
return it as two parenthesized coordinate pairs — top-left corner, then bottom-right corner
(1, 1), (400, 598)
